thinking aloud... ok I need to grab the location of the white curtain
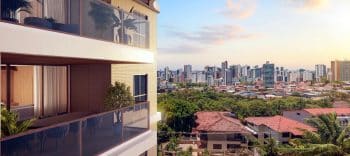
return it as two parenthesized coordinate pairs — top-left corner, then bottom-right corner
(34, 66), (68, 117)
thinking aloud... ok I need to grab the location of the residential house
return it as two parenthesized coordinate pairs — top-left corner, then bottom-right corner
(193, 112), (252, 154)
(283, 108), (350, 127)
(245, 115), (315, 144)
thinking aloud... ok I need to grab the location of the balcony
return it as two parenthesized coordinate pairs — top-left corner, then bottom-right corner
(1, 102), (149, 156)
(0, 0), (149, 49)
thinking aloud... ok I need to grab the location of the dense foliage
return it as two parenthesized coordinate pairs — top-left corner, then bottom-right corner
(158, 89), (332, 132)
(104, 81), (134, 110)
(1, 108), (33, 138)
(278, 113), (350, 156)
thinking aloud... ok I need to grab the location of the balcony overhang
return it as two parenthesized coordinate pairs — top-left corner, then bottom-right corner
(0, 22), (154, 64)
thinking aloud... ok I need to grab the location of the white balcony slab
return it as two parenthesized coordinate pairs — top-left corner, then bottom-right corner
(0, 22), (154, 64)
(100, 130), (157, 156)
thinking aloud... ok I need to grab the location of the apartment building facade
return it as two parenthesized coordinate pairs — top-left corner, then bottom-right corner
(0, 0), (159, 155)
(331, 60), (350, 81)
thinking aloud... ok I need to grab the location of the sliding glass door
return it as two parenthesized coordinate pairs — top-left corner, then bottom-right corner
(1, 65), (68, 120)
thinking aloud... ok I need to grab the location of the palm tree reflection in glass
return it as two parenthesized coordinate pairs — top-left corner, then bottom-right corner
(88, 1), (141, 45)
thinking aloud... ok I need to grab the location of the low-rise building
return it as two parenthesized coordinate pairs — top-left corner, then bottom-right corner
(194, 112), (251, 153)
(245, 115), (315, 144)
(283, 108), (350, 127)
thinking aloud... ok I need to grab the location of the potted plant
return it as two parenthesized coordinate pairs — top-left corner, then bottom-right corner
(104, 81), (134, 111)
(1, 0), (32, 23)
(1, 107), (34, 138)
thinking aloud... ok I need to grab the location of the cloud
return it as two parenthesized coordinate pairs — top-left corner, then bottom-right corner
(169, 25), (261, 45)
(219, 0), (257, 19)
(287, 0), (329, 11)
(158, 44), (205, 54)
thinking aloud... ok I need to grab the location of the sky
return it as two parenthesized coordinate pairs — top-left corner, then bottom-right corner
(156, 0), (350, 70)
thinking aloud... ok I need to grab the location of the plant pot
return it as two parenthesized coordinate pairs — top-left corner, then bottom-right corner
(24, 17), (52, 29)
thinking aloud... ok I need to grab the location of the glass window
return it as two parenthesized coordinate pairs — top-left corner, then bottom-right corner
(134, 75), (148, 102)
(213, 144), (222, 149)
(1, 65), (68, 120)
(227, 144), (240, 149)
(282, 132), (290, 137)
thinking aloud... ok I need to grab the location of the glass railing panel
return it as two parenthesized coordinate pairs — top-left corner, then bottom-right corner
(0, 0), (81, 35)
(122, 102), (149, 141)
(1, 0), (149, 48)
(1, 102), (149, 156)
(81, 0), (119, 43)
(81, 110), (123, 156)
(1, 121), (81, 156)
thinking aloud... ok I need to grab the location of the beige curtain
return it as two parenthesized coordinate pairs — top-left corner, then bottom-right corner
(34, 66), (68, 117)
(44, 0), (67, 23)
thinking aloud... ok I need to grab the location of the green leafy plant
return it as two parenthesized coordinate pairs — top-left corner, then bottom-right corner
(104, 81), (134, 110)
(1, 107), (34, 138)
(282, 113), (350, 156)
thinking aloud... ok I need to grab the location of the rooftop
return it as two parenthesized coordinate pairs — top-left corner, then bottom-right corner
(304, 108), (350, 116)
(194, 112), (249, 133)
(245, 115), (316, 136)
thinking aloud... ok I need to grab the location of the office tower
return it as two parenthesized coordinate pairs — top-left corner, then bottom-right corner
(331, 60), (350, 81)
(0, 0), (159, 155)
(263, 61), (275, 88)
(315, 64), (327, 82)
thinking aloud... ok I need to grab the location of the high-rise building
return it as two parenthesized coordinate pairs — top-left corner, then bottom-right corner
(289, 71), (299, 82)
(303, 70), (314, 82)
(241, 65), (250, 80)
(331, 60), (350, 81)
(221, 61), (228, 71)
(184, 64), (192, 82)
(164, 66), (170, 81)
(315, 64), (327, 82)
(263, 61), (275, 88)
(0, 0), (159, 155)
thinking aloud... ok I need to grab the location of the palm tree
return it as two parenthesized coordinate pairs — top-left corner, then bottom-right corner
(282, 113), (350, 156)
(1, 0), (32, 22)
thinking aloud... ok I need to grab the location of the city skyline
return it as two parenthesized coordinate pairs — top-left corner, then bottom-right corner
(157, 0), (350, 70)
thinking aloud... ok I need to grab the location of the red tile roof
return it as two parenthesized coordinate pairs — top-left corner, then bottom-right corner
(304, 108), (350, 116)
(245, 115), (316, 136)
(194, 112), (249, 133)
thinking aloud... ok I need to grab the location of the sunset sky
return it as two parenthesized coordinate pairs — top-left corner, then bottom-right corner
(157, 0), (350, 70)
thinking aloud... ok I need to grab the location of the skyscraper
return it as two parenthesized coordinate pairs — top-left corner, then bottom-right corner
(184, 64), (192, 82)
(315, 64), (327, 82)
(221, 61), (228, 70)
(263, 61), (275, 88)
(164, 66), (170, 81)
(331, 60), (350, 81)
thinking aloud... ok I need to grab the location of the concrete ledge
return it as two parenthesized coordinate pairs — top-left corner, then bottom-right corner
(0, 22), (154, 63)
(100, 130), (157, 156)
